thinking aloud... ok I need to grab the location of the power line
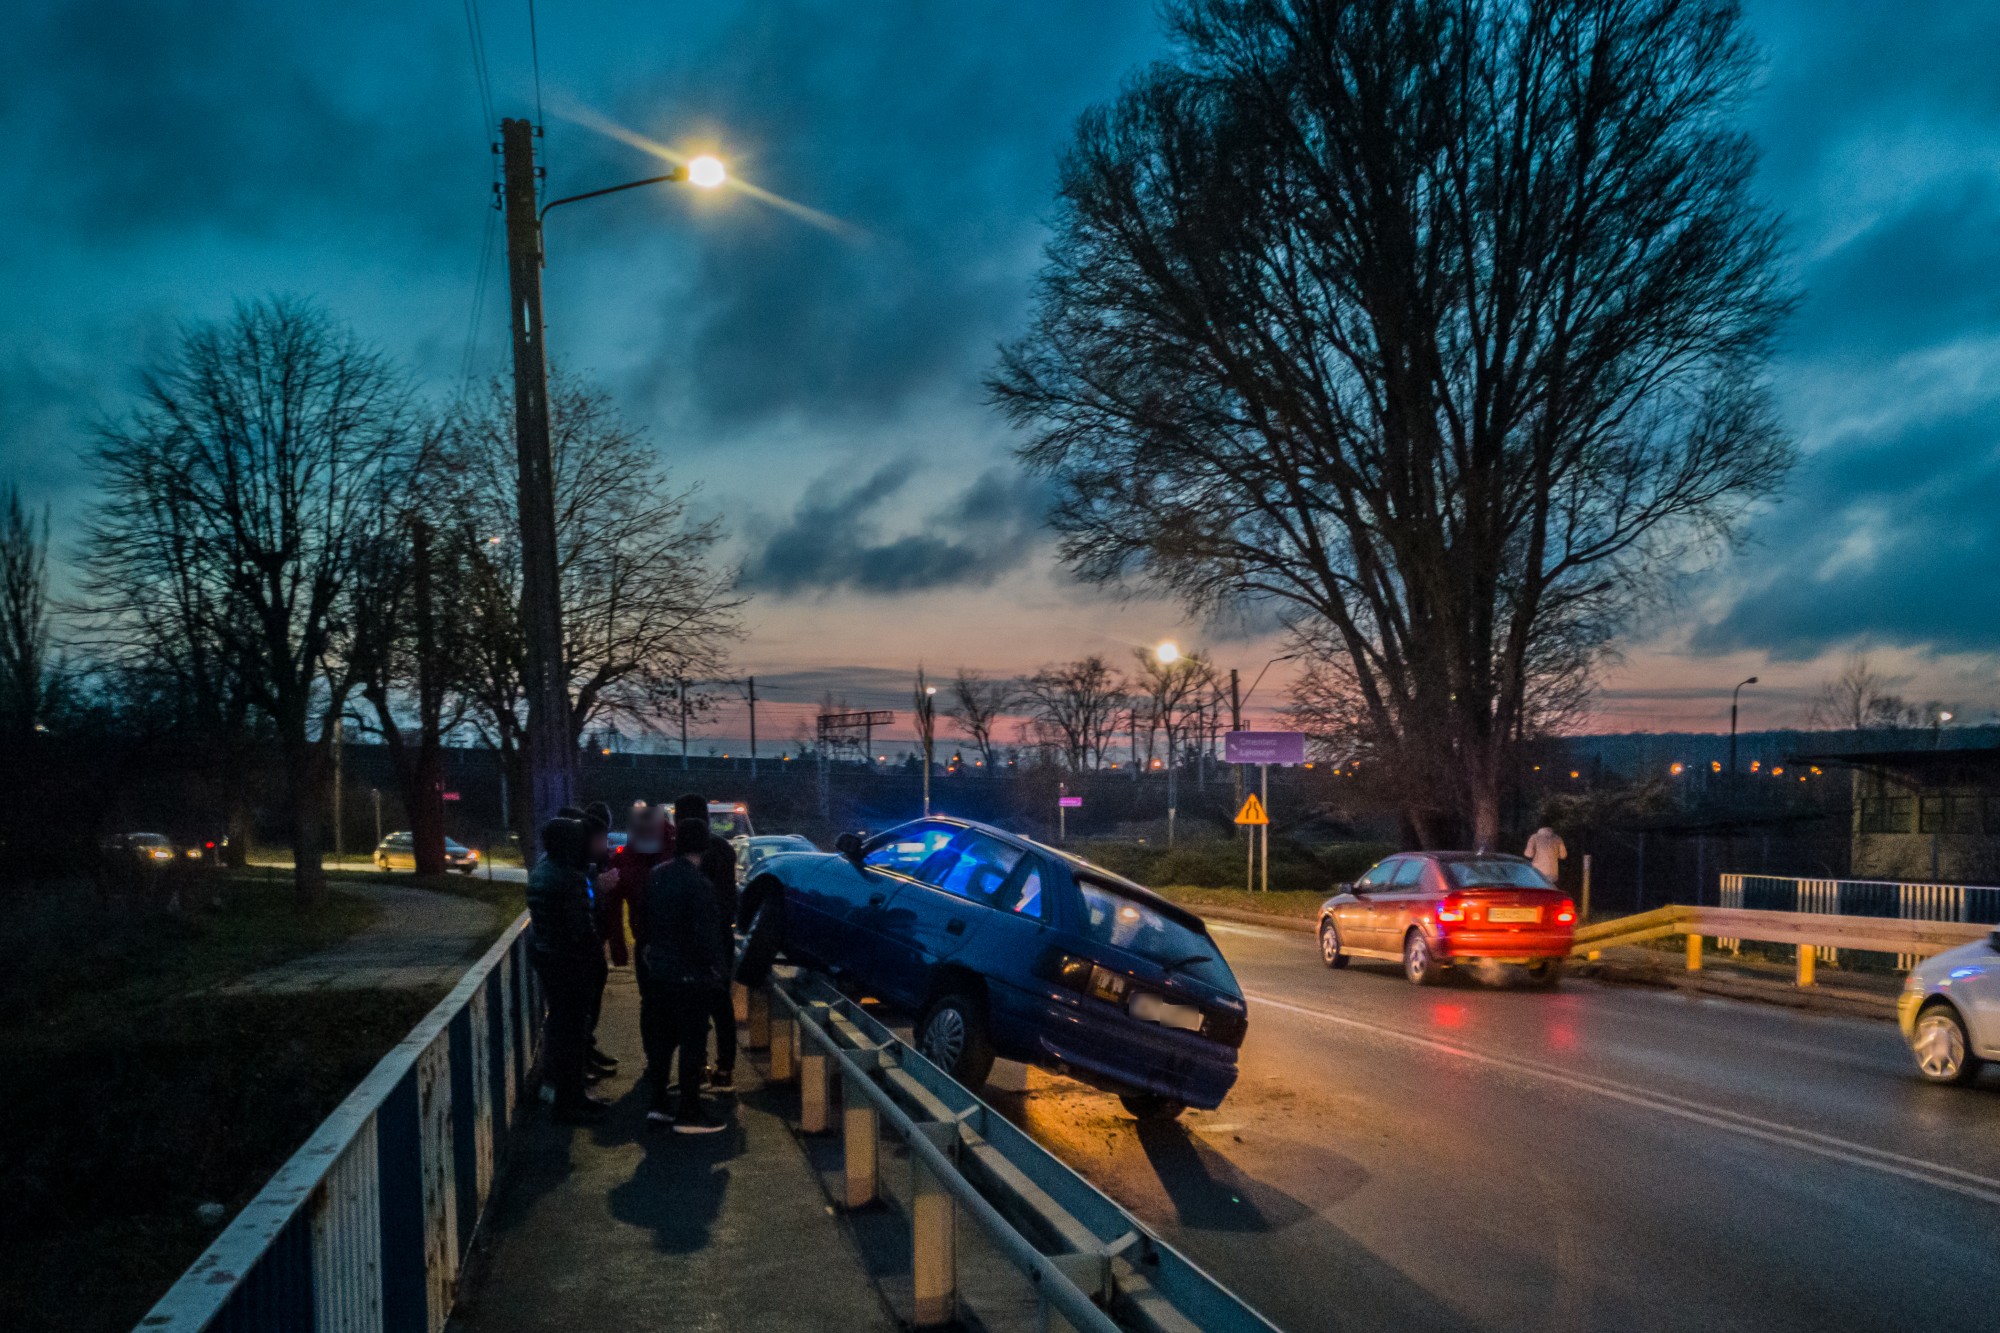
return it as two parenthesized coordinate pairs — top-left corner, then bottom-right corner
(526, 0), (546, 131)
(459, 205), (499, 392)
(460, 0), (496, 133)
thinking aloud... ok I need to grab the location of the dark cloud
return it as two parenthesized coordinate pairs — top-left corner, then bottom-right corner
(742, 463), (1049, 597)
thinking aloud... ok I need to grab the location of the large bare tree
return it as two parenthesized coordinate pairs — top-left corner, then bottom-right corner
(441, 372), (742, 843)
(994, 0), (1793, 846)
(1020, 656), (1127, 771)
(85, 298), (420, 902)
(946, 668), (1018, 771)
(0, 485), (54, 739)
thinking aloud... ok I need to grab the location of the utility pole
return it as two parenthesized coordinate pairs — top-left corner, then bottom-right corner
(746, 676), (758, 781)
(501, 116), (576, 846)
(334, 716), (346, 860)
(1229, 668), (1243, 831)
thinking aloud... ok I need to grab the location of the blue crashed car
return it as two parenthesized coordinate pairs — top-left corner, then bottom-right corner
(739, 816), (1247, 1119)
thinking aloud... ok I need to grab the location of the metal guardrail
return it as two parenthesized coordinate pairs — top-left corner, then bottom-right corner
(1719, 874), (2000, 965)
(1573, 904), (1992, 987)
(760, 969), (1282, 1333)
(137, 913), (542, 1332)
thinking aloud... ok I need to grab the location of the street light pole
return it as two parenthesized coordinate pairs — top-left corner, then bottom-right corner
(500, 118), (576, 846)
(1728, 676), (1758, 789)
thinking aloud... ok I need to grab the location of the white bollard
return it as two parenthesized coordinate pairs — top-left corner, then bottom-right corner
(911, 1123), (958, 1328)
(843, 1073), (879, 1208)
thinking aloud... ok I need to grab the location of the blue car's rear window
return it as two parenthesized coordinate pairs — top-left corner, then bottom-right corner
(1077, 879), (1240, 994)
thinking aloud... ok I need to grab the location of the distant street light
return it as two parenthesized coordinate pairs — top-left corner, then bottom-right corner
(1155, 640), (1180, 665)
(686, 154), (727, 189)
(1728, 675), (1758, 788)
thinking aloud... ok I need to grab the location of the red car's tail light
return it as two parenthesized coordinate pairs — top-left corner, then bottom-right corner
(1556, 899), (1576, 924)
(1436, 895), (1468, 923)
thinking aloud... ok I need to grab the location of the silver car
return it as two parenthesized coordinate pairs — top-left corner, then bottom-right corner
(1899, 930), (2000, 1083)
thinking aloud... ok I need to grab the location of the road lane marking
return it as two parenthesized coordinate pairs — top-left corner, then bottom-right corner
(1245, 990), (2000, 1208)
(1208, 922), (1289, 941)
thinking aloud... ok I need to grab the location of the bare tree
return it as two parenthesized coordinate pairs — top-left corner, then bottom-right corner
(1805, 654), (1926, 732)
(0, 485), (54, 738)
(993, 0), (1793, 847)
(440, 372), (742, 843)
(1130, 647), (1217, 775)
(84, 298), (420, 903)
(946, 668), (1017, 771)
(1020, 656), (1127, 770)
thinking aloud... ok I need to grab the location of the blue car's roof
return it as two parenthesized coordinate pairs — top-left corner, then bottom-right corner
(907, 815), (1209, 931)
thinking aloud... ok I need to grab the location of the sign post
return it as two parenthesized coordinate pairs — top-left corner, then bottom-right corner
(1057, 788), (1082, 842)
(1226, 732), (1301, 893)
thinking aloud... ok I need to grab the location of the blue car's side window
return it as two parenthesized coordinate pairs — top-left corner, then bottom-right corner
(922, 833), (1023, 907)
(863, 821), (958, 875)
(1001, 866), (1044, 920)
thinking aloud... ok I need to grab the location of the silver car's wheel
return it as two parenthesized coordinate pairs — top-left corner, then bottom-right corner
(1914, 1005), (1981, 1085)
(1404, 930), (1440, 986)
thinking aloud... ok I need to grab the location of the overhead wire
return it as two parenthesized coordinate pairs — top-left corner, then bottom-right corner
(459, 0), (502, 395)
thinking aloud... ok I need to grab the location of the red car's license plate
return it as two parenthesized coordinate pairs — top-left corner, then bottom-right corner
(1488, 906), (1541, 923)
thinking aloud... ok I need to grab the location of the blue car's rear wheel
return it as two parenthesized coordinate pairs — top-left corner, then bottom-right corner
(917, 991), (995, 1089)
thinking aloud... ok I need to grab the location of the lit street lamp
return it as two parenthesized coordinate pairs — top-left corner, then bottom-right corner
(1728, 675), (1758, 788)
(499, 117), (726, 848)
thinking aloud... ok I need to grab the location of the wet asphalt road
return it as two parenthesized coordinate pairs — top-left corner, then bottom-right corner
(998, 919), (2000, 1333)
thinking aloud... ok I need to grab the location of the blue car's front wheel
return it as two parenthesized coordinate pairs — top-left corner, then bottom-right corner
(917, 991), (996, 1089)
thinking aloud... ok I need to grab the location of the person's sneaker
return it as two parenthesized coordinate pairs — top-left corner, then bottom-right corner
(644, 1105), (674, 1126)
(584, 1064), (610, 1084)
(672, 1100), (727, 1135)
(706, 1067), (734, 1092)
(588, 1048), (619, 1072)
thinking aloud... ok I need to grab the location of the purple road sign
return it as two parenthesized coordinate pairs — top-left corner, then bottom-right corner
(1058, 795), (1083, 808)
(1224, 730), (1307, 766)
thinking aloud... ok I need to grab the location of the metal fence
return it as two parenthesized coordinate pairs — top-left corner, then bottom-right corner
(762, 969), (1282, 1333)
(1719, 874), (2000, 966)
(137, 914), (542, 1332)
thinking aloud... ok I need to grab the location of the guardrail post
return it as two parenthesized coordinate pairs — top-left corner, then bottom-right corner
(747, 985), (772, 1051)
(732, 980), (750, 1024)
(769, 1013), (797, 1083)
(843, 1071), (879, 1208)
(800, 1045), (835, 1134)
(1796, 944), (1816, 987)
(1686, 932), (1702, 972)
(912, 1121), (958, 1328)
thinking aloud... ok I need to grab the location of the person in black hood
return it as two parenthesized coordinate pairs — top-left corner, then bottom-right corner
(674, 794), (740, 1089)
(526, 816), (609, 1123)
(561, 804), (619, 1079)
(640, 819), (727, 1133)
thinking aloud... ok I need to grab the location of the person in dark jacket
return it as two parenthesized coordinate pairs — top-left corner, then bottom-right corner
(562, 804), (619, 1078)
(674, 794), (740, 1089)
(640, 819), (728, 1133)
(526, 817), (609, 1124)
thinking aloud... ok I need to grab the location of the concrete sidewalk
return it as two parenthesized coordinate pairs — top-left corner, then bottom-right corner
(223, 883), (496, 993)
(447, 969), (897, 1333)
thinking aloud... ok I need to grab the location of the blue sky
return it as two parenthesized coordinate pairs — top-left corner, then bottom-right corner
(4, 0), (1998, 741)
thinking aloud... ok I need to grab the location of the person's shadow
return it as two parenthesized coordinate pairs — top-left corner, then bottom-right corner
(604, 1112), (746, 1254)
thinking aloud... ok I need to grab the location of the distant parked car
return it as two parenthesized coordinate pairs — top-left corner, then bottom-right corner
(100, 832), (183, 866)
(1899, 932), (2000, 1084)
(374, 832), (480, 874)
(738, 833), (817, 886)
(739, 816), (1246, 1120)
(1318, 852), (1576, 986)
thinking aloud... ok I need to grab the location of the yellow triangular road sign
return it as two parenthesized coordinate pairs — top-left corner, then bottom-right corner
(1234, 794), (1269, 826)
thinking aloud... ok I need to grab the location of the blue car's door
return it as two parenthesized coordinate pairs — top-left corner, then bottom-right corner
(868, 828), (1025, 1008)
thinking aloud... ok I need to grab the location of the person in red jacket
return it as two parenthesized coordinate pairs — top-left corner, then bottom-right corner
(600, 803), (675, 969)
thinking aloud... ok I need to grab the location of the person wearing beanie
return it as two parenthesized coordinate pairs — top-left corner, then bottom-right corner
(674, 794), (741, 1089)
(526, 817), (609, 1124)
(563, 803), (618, 1078)
(639, 818), (727, 1132)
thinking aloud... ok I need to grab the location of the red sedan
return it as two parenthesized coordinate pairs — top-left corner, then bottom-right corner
(1317, 852), (1576, 986)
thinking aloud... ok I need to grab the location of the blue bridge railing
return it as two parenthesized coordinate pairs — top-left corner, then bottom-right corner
(137, 914), (541, 1332)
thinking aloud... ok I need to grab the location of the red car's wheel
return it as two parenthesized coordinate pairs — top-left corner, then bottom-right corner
(1403, 929), (1441, 986)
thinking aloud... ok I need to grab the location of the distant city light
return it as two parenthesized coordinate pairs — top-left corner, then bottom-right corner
(1671, 762), (1685, 775)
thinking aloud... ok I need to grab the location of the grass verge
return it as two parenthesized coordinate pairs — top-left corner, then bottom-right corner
(1152, 884), (1325, 922)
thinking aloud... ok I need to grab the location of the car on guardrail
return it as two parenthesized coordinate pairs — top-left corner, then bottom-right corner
(1318, 851), (1576, 986)
(736, 815), (1247, 1120)
(1899, 929), (2000, 1084)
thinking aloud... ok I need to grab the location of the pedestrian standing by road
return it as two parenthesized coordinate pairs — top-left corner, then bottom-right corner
(526, 817), (610, 1124)
(640, 818), (728, 1133)
(566, 804), (620, 1080)
(604, 804), (675, 1081)
(1525, 824), (1567, 886)
(676, 793), (740, 1090)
